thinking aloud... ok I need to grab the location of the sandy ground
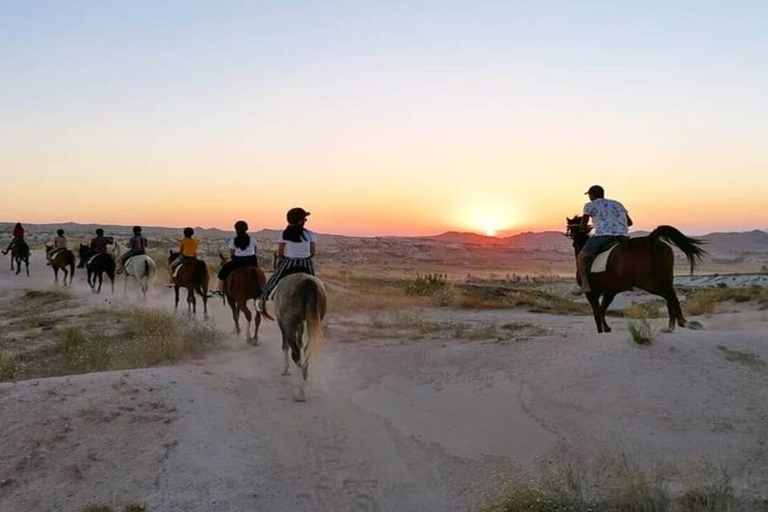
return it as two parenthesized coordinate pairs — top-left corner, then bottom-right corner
(1, 252), (767, 511)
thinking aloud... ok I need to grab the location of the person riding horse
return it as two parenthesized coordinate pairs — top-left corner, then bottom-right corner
(213, 220), (259, 297)
(46, 229), (69, 265)
(90, 228), (114, 254)
(256, 207), (317, 313)
(573, 185), (633, 295)
(168, 227), (200, 285)
(117, 226), (148, 274)
(2, 223), (25, 255)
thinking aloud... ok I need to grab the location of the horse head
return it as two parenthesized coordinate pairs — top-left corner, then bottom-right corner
(565, 216), (592, 251)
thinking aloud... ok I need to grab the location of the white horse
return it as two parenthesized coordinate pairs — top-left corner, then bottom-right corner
(264, 273), (328, 402)
(115, 244), (157, 300)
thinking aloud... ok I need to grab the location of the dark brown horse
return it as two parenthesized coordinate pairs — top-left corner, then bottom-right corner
(45, 246), (76, 287)
(566, 216), (707, 333)
(169, 251), (210, 319)
(10, 241), (30, 276)
(78, 244), (116, 294)
(219, 254), (266, 344)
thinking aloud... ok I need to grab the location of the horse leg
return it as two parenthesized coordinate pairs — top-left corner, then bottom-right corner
(229, 299), (241, 336)
(173, 286), (180, 311)
(242, 303), (255, 345)
(599, 293), (616, 333)
(199, 287), (209, 321)
(96, 272), (103, 294)
(660, 289), (686, 331)
(53, 267), (59, 286)
(252, 301), (262, 344)
(585, 292), (604, 333)
(187, 286), (196, 317)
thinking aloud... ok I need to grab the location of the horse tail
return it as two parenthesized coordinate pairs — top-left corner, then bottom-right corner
(144, 258), (157, 290)
(301, 278), (327, 368)
(648, 225), (708, 276)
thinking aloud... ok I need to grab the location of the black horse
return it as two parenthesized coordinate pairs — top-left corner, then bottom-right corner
(566, 216), (707, 333)
(78, 244), (116, 294)
(10, 240), (30, 277)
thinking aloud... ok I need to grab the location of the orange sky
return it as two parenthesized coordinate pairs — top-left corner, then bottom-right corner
(2, 3), (767, 236)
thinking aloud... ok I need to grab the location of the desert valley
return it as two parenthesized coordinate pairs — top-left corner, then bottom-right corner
(0, 223), (767, 511)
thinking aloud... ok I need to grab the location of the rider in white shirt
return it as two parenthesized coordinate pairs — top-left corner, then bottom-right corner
(574, 185), (633, 294)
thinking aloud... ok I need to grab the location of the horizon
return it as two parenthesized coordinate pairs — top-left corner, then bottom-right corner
(2, 218), (765, 239)
(2, 2), (767, 235)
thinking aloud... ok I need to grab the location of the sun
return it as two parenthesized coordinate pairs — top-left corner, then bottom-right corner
(485, 229), (496, 237)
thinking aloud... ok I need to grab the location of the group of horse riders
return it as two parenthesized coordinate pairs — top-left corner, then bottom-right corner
(3, 207), (317, 307)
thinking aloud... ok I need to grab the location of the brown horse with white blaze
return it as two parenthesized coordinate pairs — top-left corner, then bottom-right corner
(45, 245), (76, 287)
(566, 216), (707, 333)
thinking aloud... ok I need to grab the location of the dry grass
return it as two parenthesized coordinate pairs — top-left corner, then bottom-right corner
(683, 286), (768, 316)
(1, 307), (222, 382)
(485, 451), (766, 512)
(717, 345), (766, 370)
(457, 284), (590, 315)
(624, 301), (666, 319)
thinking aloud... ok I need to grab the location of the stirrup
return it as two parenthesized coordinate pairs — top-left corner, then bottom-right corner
(255, 299), (265, 313)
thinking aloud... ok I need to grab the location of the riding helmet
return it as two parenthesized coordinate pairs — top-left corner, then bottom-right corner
(286, 207), (310, 225)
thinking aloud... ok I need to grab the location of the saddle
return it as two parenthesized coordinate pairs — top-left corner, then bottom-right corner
(87, 252), (107, 266)
(589, 241), (621, 274)
(172, 262), (185, 278)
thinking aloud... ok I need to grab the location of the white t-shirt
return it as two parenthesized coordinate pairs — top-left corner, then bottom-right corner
(279, 229), (317, 259)
(583, 198), (629, 236)
(228, 236), (257, 257)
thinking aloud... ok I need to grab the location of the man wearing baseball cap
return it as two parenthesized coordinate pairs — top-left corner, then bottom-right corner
(573, 185), (633, 294)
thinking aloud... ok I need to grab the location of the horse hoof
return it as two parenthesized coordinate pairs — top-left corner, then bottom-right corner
(294, 391), (306, 402)
(687, 321), (705, 331)
(282, 370), (291, 376)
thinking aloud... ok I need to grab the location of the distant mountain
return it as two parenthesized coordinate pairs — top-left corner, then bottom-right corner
(503, 231), (567, 248)
(431, 230), (568, 249)
(429, 231), (506, 245)
(704, 230), (768, 252)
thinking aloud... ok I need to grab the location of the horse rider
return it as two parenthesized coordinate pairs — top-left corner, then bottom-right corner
(212, 220), (258, 297)
(90, 228), (114, 254)
(573, 185), (633, 294)
(256, 207), (317, 312)
(168, 227), (199, 284)
(117, 226), (148, 274)
(2, 223), (25, 255)
(46, 229), (69, 265)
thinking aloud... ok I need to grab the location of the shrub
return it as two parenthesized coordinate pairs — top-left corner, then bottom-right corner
(627, 318), (658, 345)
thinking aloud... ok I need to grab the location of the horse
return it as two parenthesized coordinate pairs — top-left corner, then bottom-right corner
(168, 251), (210, 319)
(45, 246), (76, 287)
(77, 244), (116, 294)
(263, 273), (327, 402)
(115, 244), (157, 300)
(219, 254), (266, 344)
(10, 240), (30, 276)
(566, 216), (707, 333)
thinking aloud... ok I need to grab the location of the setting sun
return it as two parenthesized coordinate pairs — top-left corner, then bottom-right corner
(485, 229), (496, 237)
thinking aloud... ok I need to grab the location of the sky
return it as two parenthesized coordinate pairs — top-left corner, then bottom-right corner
(1, 1), (767, 236)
